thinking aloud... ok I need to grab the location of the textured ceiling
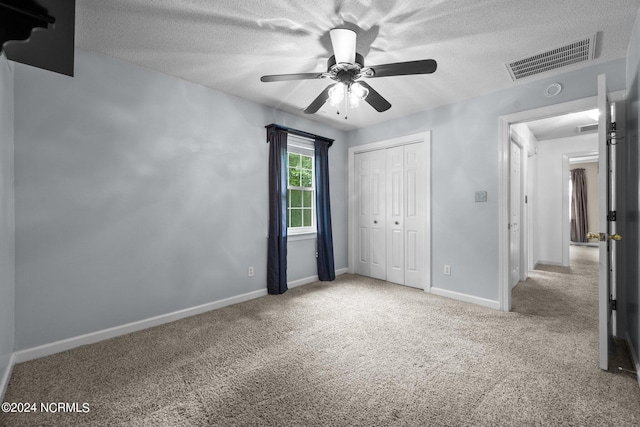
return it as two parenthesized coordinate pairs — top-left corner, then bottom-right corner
(76, 0), (640, 131)
(525, 109), (599, 141)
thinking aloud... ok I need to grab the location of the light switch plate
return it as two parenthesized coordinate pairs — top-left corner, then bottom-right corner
(475, 191), (487, 202)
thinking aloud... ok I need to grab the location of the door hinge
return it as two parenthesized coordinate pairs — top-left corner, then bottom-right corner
(608, 210), (617, 222)
(610, 297), (617, 311)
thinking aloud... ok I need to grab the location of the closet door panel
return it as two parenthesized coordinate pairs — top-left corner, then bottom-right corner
(369, 150), (387, 280)
(386, 146), (404, 284)
(404, 143), (427, 288)
(354, 153), (370, 276)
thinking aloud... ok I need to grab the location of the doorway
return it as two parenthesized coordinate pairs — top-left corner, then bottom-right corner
(500, 96), (606, 311)
(499, 88), (624, 370)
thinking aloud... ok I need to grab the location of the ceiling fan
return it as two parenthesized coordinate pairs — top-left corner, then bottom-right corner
(260, 28), (437, 118)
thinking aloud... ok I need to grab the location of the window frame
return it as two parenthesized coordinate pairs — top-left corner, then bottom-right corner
(287, 136), (316, 236)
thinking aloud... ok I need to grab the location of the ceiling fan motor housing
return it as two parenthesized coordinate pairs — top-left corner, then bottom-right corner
(327, 53), (364, 84)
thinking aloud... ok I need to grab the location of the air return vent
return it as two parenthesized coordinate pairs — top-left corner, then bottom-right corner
(506, 34), (596, 81)
(577, 123), (598, 133)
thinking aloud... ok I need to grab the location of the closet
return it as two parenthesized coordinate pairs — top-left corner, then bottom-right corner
(353, 142), (428, 288)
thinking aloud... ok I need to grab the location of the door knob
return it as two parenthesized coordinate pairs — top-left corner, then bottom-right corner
(587, 232), (622, 241)
(395, 221), (399, 225)
(373, 220), (378, 224)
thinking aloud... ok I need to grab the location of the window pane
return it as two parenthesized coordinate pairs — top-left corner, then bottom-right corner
(303, 190), (312, 207)
(290, 208), (302, 227)
(289, 167), (300, 186)
(301, 155), (312, 169)
(290, 190), (302, 207)
(303, 208), (312, 227)
(301, 169), (312, 187)
(288, 153), (300, 168)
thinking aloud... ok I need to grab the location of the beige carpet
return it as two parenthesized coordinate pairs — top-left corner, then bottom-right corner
(2, 246), (639, 426)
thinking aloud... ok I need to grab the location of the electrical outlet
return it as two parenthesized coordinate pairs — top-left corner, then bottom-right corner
(248, 266), (254, 277)
(444, 265), (451, 276)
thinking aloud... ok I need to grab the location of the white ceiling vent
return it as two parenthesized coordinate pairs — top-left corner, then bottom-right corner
(577, 123), (598, 133)
(506, 34), (597, 81)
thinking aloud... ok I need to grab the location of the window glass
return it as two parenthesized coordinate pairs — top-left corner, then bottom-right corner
(287, 138), (315, 234)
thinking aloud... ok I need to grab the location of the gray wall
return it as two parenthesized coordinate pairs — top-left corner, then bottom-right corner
(0, 54), (15, 392)
(13, 50), (348, 350)
(621, 8), (640, 368)
(348, 59), (627, 302)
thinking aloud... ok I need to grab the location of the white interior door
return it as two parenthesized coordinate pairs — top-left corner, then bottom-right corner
(403, 143), (428, 289)
(355, 153), (371, 277)
(386, 146), (404, 285)
(510, 141), (522, 288)
(597, 74), (613, 371)
(369, 150), (387, 280)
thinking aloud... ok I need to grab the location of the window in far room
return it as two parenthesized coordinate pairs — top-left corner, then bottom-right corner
(287, 135), (315, 235)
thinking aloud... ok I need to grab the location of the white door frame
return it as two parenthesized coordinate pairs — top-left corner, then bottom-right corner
(508, 137), (525, 289)
(500, 97), (591, 311)
(348, 131), (432, 289)
(498, 92), (625, 311)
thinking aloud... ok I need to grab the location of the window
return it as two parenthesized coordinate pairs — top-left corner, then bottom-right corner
(287, 136), (315, 235)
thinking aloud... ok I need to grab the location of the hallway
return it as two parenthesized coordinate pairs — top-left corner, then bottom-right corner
(513, 245), (635, 375)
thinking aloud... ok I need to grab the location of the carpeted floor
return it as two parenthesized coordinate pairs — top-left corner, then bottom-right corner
(2, 246), (639, 426)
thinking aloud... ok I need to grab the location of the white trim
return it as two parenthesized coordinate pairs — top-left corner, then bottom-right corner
(0, 353), (15, 401)
(535, 260), (566, 267)
(347, 131), (431, 290)
(430, 287), (500, 310)
(625, 332), (640, 389)
(11, 268), (351, 364)
(288, 268), (349, 289)
(287, 232), (317, 241)
(13, 289), (268, 363)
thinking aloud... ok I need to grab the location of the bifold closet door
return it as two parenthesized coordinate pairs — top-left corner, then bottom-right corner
(402, 143), (427, 288)
(354, 143), (426, 288)
(355, 149), (386, 280)
(386, 146), (404, 285)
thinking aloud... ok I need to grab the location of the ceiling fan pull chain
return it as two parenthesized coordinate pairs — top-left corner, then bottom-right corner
(344, 87), (349, 119)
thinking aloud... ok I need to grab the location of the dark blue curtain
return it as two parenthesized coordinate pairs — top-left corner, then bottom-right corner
(267, 127), (288, 294)
(315, 138), (335, 281)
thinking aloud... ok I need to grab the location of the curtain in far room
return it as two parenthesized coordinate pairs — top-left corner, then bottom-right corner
(571, 168), (588, 243)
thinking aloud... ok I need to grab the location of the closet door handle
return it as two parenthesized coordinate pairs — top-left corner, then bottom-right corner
(373, 220), (378, 224)
(395, 221), (399, 225)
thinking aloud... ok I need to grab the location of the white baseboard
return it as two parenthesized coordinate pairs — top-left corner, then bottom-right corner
(13, 288), (268, 364)
(288, 268), (349, 289)
(625, 332), (640, 389)
(0, 353), (15, 401)
(429, 286), (501, 310)
(535, 260), (565, 267)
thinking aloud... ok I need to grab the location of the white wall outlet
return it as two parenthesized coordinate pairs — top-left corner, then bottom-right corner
(444, 265), (451, 276)
(248, 266), (254, 277)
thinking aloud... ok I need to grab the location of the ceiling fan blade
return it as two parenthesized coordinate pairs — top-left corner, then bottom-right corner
(304, 84), (334, 114)
(358, 81), (391, 112)
(329, 28), (356, 64)
(261, 72), (325, 82)
(365, 59), (437, 78)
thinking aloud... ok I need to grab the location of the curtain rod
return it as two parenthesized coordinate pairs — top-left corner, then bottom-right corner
(265, 124), (334, 146)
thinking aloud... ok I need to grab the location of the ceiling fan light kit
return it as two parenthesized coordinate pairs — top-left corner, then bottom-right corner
(261, 27), (437, 118)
